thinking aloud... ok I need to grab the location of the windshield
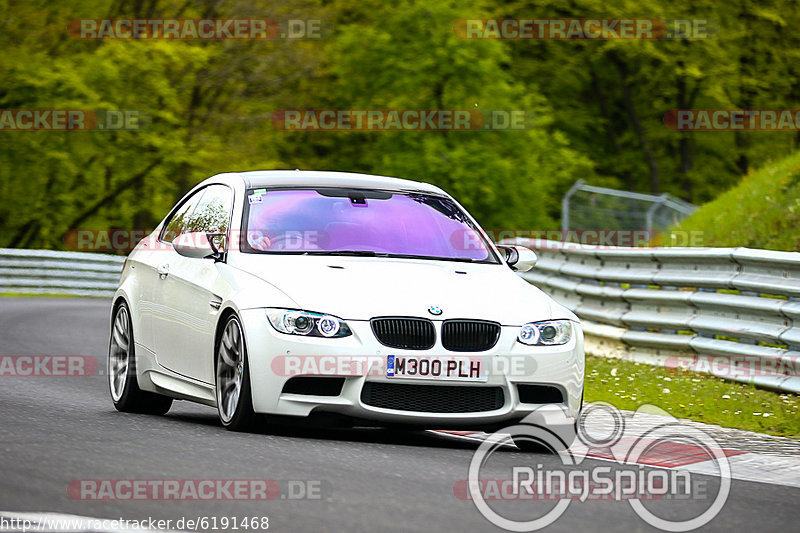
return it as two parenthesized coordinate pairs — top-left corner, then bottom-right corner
(242, 188), (498, 263)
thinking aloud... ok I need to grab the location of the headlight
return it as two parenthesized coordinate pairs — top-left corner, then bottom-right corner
(517, 320), (572, 346)
(266, 309), (352, 338)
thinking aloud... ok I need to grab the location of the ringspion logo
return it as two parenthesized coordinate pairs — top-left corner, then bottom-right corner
(466, 403), (732, 531)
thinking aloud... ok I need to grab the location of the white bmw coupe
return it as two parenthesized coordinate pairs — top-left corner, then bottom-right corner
(109, 171), (584, 446)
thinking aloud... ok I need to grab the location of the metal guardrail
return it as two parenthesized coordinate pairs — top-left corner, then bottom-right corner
(2, 245), (799, 393)
(0, 248), (124, 297)
(506, 239), (800, 393)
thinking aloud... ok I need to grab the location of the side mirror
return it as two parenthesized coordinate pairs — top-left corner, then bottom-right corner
(497, 244), (537, 272)
(172, 232), (222, 260)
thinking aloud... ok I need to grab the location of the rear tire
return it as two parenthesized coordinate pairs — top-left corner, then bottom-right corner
(109, 302), (173, 415)
(215, 314), (258, 431)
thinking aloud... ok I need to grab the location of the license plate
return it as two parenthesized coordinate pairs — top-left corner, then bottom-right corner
(386, 355), (486, 382)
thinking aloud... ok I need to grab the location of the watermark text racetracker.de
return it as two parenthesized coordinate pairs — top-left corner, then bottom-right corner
(0, 355), (97, 377)
(271, 109), (529, 131)
(68, 478), (330, 501)
(462, 402), (732, 531)
(0, 109), (145, 131)
(453, 18), (715, 40)
(62, 228), (707, 253)
(666, 353), (800, 379)
(454, 229), (706, 248)
(664, 109), (800, 131)
(67, 18), (328, 40)
(269, 354), (537, 379)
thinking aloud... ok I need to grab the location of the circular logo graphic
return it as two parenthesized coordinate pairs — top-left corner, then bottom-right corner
(467, 405), (731, 532)
(428, 306), (443, 316)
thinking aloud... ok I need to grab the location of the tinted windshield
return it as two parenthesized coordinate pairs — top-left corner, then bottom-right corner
(242, 188), (497, 263)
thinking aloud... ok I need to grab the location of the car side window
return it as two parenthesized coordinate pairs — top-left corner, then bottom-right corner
(186, 185), (233, 234)
(161, 189), (205, 244)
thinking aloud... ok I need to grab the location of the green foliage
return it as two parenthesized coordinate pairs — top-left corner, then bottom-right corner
(676, 151), (800, 250)
(293, 0), (593, 229)
(0, 0), (322, 250)
(501, 0), (800, 202)
(0, 0), (798, 250)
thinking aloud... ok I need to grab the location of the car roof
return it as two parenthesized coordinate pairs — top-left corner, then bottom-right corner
(215, 170), (449, 196)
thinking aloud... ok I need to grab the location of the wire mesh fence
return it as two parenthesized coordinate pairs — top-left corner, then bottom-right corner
(562, 180), (697, 235)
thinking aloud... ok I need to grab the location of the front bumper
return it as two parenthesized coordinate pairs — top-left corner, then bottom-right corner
(240, 309), (584, 430)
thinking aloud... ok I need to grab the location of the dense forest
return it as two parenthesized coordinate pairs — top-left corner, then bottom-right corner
(1, 0), (798, 250)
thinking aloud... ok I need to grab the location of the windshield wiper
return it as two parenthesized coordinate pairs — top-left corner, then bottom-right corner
(302, 250), (386, 257)
(302, 251), (489, 262)
(379, 253), (485, 263)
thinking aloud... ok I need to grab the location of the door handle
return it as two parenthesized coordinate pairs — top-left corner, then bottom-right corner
(157, 264), (170, 278)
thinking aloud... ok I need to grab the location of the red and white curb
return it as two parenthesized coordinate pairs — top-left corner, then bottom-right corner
(433, 412), (800, 489)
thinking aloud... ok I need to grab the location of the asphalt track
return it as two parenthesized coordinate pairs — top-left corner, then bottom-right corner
(0, 297), (797, 532)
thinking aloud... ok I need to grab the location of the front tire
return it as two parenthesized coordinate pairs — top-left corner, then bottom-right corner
(512, 428), (575, 453)
(109, 302), (173, 415)
(215, 314), (258, 431)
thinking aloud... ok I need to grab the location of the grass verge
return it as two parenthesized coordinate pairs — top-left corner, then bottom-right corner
(673, 151), (800, 251)
(584, 355), (800, 438)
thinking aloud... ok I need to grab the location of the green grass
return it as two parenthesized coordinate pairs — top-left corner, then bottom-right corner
(672, 151), (800, 251)
(584, 356), (800, 438)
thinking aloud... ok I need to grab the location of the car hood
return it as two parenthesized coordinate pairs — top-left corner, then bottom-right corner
(231, 254), (567, 324)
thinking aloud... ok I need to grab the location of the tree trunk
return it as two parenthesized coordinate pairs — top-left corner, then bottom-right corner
(589, 63), (633, 190)
(60, 158), (163, 239)
(676, 60), (700, 202)
(609, 52), (660, 193)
